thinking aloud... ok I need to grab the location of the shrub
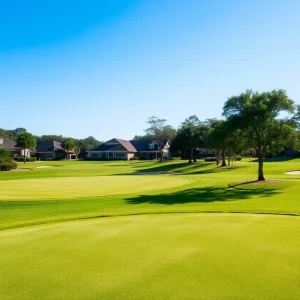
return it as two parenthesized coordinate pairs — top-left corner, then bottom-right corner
(204, 157), (217, 162)
(0, 161), (17, 171)
(233, 155), (243, 161)
(0, 148), (12, 163)
(13, 157), (36, 162)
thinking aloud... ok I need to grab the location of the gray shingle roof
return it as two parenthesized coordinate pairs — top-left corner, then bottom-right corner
(0, 137), (21, 151)
(90, 138), (169, 152)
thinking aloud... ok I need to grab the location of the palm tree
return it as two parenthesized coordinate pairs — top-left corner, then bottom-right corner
(62, 138), (75, 160)
(16, 132), (36, 163)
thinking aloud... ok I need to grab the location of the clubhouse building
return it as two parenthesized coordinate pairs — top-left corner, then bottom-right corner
(87, 138), (170, 160)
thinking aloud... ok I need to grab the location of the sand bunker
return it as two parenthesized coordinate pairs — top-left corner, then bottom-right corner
(286, 171), (300, 175)
(36, 166), (54, 169)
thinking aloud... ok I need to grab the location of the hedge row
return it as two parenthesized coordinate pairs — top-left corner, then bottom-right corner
(0, 161), (17, 171)
(13, 157), (36, 162)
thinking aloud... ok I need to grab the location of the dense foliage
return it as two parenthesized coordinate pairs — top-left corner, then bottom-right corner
(16, 132), (37, 163)
(0, 148), (17, 171)
(133, 116), (177, 141)
(223, 89), (300, 180)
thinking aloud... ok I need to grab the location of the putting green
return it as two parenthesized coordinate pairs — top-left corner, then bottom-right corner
(0, 175), (191, 201)
(1, 213), (300, 300)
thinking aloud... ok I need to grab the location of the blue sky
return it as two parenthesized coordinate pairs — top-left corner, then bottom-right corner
(1, 0), (299, 141)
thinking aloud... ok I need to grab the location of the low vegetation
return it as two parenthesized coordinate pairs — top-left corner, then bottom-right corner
(0, 159), (300, 299)
(0, 148), (17, 171)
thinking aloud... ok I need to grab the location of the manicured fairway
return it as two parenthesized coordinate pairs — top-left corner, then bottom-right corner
(1, 214), (300, 300)
(0, 175), (191, 200)
(1, 159), (300, 299)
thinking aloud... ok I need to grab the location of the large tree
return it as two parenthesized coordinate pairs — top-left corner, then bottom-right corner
(16, 132), (36, 163)
(171, 125), (196, 163)
(223, 89), (300, 181)
(171, 116), (209, 163)
(134, 117), (177, 141)
(62, 138), (76, 160)
(207, 120), (231, 167)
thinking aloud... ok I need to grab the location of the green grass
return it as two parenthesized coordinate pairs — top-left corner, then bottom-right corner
(1, 159), (300, 299)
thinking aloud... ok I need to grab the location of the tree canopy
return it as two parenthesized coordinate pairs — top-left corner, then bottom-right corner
(134, 117), (177, 141)
(16, 132), (36, 163)
(62, 138), (76, 159)
(223, 89), (300, 180)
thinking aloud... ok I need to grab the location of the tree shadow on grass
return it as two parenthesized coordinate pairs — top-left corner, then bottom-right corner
(131, 162), (247, 175)
(125, 186), (279, 205)
(252, 156), (300, 163)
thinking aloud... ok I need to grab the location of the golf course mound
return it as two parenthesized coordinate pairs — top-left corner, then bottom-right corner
(0, 175), (191, 201)
(1, 213), (299, 300)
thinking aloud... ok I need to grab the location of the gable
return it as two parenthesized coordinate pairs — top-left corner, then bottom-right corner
(91, 139), (136, 152)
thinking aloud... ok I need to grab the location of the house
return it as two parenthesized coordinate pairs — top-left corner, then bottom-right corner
(87, 138), (170, 160)
(0, 137), (31, 158)
(35, 140), (77, 160)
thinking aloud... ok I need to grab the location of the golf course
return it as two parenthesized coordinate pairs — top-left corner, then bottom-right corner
(1, 159), (300, 299)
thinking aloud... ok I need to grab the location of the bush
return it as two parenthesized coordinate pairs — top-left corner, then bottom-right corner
(204, 157), (217, 162)
(0, 161), (17, 171)
(13, 157), (36, 162)
(0, 148), (12, 163)
(233, 155), (243, 161)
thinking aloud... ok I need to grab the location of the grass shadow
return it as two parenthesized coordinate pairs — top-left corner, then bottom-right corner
(252, 156), (300, 163)
(125, 186), (279, 205)
(131, 161), (247, 175)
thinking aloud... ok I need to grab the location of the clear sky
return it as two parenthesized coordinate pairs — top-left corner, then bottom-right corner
(1, 0), (299, 141)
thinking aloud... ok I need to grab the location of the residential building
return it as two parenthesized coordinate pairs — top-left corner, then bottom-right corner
(35, 140), (77, 160)
(87, 138), (170, 160)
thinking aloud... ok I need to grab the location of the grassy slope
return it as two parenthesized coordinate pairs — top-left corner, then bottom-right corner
(1, 160), (300, 299)
(1, 214), (300, 300)
(1, 159), (300, 230)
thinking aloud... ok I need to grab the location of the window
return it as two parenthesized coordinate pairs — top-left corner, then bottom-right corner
(149, 143), (154, 150)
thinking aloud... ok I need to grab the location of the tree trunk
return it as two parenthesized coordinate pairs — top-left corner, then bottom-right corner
(227, 150), (230, 166)
(258, 153), (265, 181)
(160, 150), (163, 162)
(216, 150), (220, 166)
(221, 149), (226, 167)
(188, 150), (192, 164)
(23, 148), (26, 164)
(193, 149), (197, 162)
(66, 150), (69, 160)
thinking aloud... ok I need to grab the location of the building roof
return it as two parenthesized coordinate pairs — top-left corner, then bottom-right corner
(0, 137), (21, 151)
(130, 139), (168, 152)
(91, 138), (137, 152)
(36, 140), (75, 153)
(90, 138), (169, 152)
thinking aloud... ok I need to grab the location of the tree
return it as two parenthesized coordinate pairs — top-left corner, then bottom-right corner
(6, 128), (27, 140)
(16, 132), (36, 163)
(135, 117), (177, 141)
(0, 148), (12, 163)
(223, 89), (300, 181)
(62, 138), (76, 160)
(171, 116), (210, 163)
(207, 120), (231, 167)
(171, 125), (195, 163)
